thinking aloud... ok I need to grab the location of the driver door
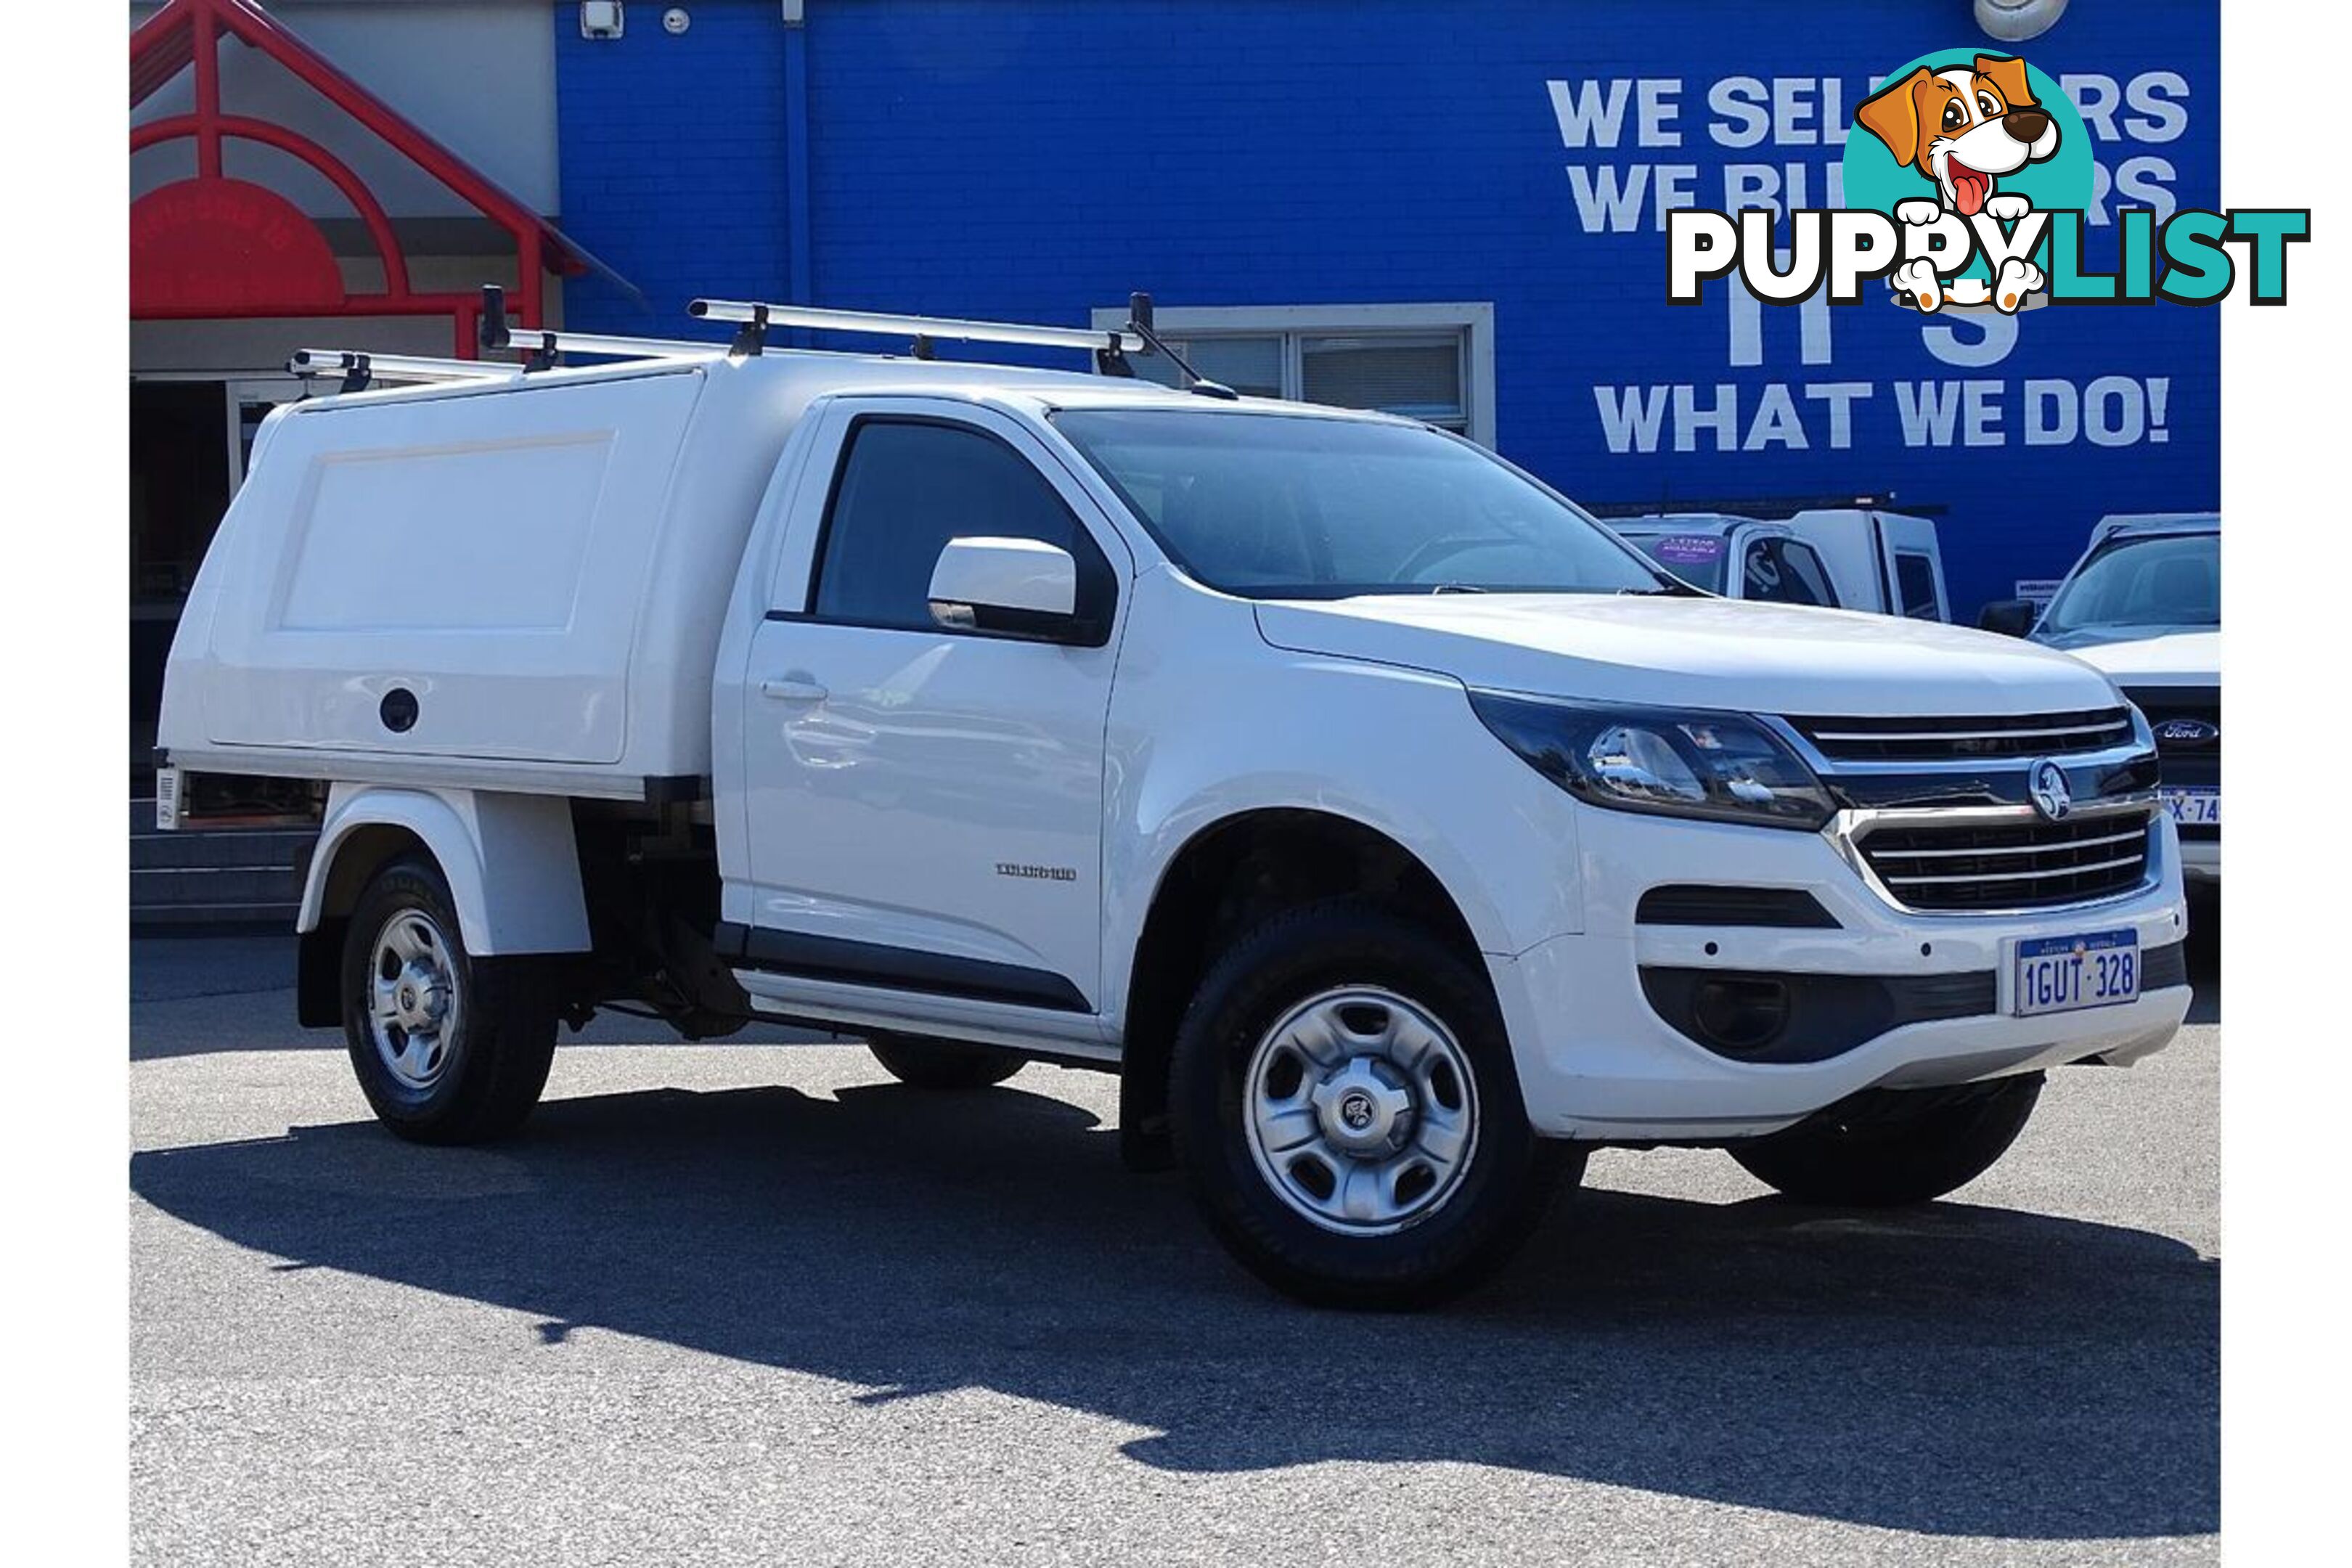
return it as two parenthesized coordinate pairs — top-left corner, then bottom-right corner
(733, 401), (1131, 1011)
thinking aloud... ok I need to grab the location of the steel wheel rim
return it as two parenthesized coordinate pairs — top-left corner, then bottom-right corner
(1241, 986), (1481, 1236)
(367, 908), (462, 1092)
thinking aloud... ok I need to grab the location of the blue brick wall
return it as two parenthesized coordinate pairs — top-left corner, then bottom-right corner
(555, 1), (793, 327)
(558, 1), (2221, 618)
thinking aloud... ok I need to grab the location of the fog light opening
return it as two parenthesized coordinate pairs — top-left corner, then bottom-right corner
(1693, 976), (1790, 1053)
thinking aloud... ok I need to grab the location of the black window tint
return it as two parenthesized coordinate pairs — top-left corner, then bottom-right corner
(1894, 552), (1941, 619)
(812, 420), (1107, 630)
(1743, 538), (1836, 607)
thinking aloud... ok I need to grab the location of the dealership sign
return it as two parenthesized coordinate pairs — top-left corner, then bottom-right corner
(1546, 35), (2235, 494)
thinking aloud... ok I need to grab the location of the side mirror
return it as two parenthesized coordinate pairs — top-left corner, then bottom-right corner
(928, 536), (1088, 641)
(1977, 598), (2039, 637)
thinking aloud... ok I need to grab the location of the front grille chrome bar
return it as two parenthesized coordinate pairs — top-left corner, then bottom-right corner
(1838, 796), (2157, 830)
(1802, 720), (2131, 744)
(1881, 852), (2149, 888)
(1867, 825), (2148, 861)
(1762, 711), (2158, 779)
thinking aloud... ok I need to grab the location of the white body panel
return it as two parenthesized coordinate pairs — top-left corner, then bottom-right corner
(188, 369), (703, 768)
(2056, 629), (2221, 687)
(1857, 509), (1950, 618)
(297, 783), (591, 955)
(1097, 570), (1596, 1000)
(1252, 594), (2105, 716)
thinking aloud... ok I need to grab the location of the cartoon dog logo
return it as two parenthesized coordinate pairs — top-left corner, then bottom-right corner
(1857, 54), (2060, 312)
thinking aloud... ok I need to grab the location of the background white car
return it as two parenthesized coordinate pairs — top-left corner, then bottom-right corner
(1612, 507), (1951, 621)
(1984, 515), (2220, 883)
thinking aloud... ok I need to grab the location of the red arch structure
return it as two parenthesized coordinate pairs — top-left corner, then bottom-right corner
(131, 0), (611, 354)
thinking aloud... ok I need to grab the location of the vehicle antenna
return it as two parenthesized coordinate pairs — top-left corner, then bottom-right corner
(1122, 293), (1239, 401)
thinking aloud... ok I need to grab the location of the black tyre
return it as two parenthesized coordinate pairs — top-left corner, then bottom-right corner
(1728, 1073), (2044, 1206)
(340, 856), (558, 1144)
(1169, 897), (1576, 1309)
(867, 1034), (1024, 1090)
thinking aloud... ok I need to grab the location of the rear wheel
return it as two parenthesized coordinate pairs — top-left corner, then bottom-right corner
(867, 1034), (1024, 1090)
(1170, 898), (1574, 1309)
(1728, 1074), (2043, 1206)
(340, 857), (558, 1144)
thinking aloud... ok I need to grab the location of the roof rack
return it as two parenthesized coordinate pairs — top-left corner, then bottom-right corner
(688, 297), (1147, 363)
(478, 284), (723, 367)
(295, 285), (1233, 393)
(689, 291), (1237, 396)
(287, 349), (524, 393)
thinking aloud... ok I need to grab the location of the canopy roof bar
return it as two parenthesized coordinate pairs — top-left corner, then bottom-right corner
(289, 349), (526, 392)
(492, 326), (723, 362)
(303, 286), (1185, 393)
(477, 283), (727, 367)
(690, 298), (1147, 356)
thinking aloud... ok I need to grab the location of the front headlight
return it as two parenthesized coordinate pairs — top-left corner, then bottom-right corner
(1469, 692), (1832, 830)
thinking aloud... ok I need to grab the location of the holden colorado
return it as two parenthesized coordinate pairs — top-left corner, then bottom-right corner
(155, 298), (2191, 1307)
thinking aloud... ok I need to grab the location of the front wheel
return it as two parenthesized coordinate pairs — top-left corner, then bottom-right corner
(1728, 1074), (2043, 1206)
(1170, 898), (1575, 1309)
(340, 856), (558, 1144)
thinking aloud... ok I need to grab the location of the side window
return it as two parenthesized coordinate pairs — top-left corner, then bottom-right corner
(1893, 551), (1942, 620)
(811, 419), (1113, 632)
(1742, 538), (1837, 607)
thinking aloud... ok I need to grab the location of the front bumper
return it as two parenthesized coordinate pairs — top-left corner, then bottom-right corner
(1488, 807), (2192, 1140)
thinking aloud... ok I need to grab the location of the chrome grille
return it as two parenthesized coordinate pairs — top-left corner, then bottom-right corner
(1787, 708), (2135, 762)
(2123, 685), (2220, 842)
(1857, 812), (2155, 912)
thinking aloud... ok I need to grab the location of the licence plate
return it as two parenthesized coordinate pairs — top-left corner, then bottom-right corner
(2012, 928), (2140, 1017)
(2160, 787), (2219, 827)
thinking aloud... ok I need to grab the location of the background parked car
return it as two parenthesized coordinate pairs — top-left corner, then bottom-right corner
(1981, 515), (2221, 883)
(1611, 507), (1950, 620)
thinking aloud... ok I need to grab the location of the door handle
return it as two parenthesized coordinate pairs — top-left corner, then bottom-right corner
(759, 677), (829, 703)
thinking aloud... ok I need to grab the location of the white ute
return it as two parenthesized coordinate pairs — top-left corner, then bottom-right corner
(157, 293), (2192, 1307)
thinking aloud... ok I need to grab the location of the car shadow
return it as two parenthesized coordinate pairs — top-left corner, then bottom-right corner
(131, 1078), (2218, 1540)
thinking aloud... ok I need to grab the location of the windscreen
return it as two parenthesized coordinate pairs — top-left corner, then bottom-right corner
(1052, 409), (1667, 599)
(2039, 532), (2219, 635)
(1629, 533), (1730, 594)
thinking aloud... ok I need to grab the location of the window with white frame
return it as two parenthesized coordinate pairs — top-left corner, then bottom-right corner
(1090, 303), (1496, 448)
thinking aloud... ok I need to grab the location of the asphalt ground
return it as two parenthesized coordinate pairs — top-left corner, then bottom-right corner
(130, 912), (2219, 1567)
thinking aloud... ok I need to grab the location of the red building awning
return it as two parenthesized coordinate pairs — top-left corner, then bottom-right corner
(131, 0), (626, 355)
